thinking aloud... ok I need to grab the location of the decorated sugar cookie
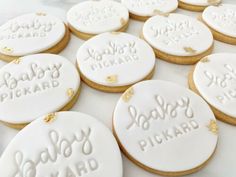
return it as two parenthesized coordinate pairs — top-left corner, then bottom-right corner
(189, 53), (236, 125)
(142, 13), (214, 64)
(0, 54), (80, 129)
(121, 0), (178, 21)
(0, 111), (123, 177)
(67, 0), (129, 40)
(0, 13), (69, 62)
(113, 80), (218, 176)
(202, 4), (236, 45)
(77, 32), (156, 92)
(178, 0), (221, 11)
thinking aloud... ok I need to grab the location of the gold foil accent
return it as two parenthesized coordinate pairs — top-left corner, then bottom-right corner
(110, 31), (121, 35)
(153, 9), (169, 17)
(184, 47), (197, 54)
(208, 0), (221, 5)
(201, 57), (210, 63)
(1, 46), (13, 54)
(44, 113), (56, 123)
(67, 88), (75, 98)
(122, 87), (134, 102)
(120, 18), (126, 25)
(36, 12), (47, 16)
(13, 58), (21, 64)
(106, 75), (118, 84)
(207, 120), (218, 135)
(197, 15), (202, 21)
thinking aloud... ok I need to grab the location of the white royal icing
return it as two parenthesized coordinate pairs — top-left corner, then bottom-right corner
(0, 111), (123, 177)
(113, 80), (218, 173)
(193, 53), (236, 118)
(143, 13), (213, 57)
(67, 0), (129, 35)
(121, 0), (178, 17)
(179, 0), (221, 6)
(202, 4), (236, 38)
(77, 32), (156, 87)
(0, 13), (65, 56)
(0, 54), (80, 124)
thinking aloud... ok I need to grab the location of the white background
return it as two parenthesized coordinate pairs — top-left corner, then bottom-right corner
(0, 0), (236, 176)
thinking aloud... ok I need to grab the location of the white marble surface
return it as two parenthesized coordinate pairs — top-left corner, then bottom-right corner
(0, 0), (236, 176)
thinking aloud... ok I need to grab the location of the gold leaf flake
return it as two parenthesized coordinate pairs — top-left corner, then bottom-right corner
(201, 57), (210, 63)
(207, 120), (218, 135)
(110, 31), (121, 35)
(106, 75), (118, 84)
(36, 12), (47, 16)
(67, 88), (75, 98)
(13, 58), (21, 64)
(153, 9), (169, 17)
(44, 113), (56, 123)
(184, 47), (197, 54)
(1, 46), (13, 54)
(122, 87), (134, 102)
(208, 0), (221, 5)
(120, 18), (126, 25)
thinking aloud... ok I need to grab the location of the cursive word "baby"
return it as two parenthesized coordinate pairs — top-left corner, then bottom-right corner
(204, 64), (236, 88)
(126, 95), (194, 131)
(0, 62), (62, 90)
(13, 128), (93, 177)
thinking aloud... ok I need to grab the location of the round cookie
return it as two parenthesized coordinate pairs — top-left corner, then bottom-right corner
(202, 4), (236, 45)
(121, 0), (178, 21)
(113, 80), (218, 176)
(0, 13), (70, 62)
(77, 32), (156, 92)
(67, 0), (129, 40)
(0, 54), (80, 129)
(142, 13), (214, 65)
(178, 0), (221, 12)
(189, 53), (236, 125)
(0, 111), (123, 177)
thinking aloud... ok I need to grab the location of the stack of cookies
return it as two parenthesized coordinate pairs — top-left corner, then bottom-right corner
(0, 0), (235, 176)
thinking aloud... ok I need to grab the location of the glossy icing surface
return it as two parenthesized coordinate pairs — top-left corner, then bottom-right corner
(0, 13), (65, 56)
(121, 0), (178, 16)
(0, 111), (123, 177)
(67, 0), (129, 34)
(202, 4), (236, 38)
(193, 53), (236, 118)
(143, 13), (213, 56)
(77, 32), (155, 87)
(179, 0), (221, 6)
(113, 80), (218, 172)
(0, 54), (80, 124)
